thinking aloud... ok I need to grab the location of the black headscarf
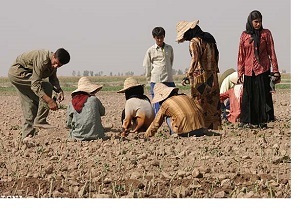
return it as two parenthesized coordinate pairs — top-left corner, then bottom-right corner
(245, 10), (263, 62)
(184, 25), (216, 43)
(183, 25), (219, 62)
(125, 85), (150, 102)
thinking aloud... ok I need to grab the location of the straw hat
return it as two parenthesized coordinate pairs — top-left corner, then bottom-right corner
(117, 77), (144, 93)
(218, 68), (236, 88)
(151, 83), (179, 104)
(176, 20), (199, 42)
(72, 77), (103, 95)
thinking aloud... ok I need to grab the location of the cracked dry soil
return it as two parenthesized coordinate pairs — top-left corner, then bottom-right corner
(0, 89), (291, 198)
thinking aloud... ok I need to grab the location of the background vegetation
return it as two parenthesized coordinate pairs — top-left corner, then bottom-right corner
(0, 73), (291, 94)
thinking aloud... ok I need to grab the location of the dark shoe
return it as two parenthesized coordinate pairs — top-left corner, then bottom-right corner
(258, 123), (267, 129)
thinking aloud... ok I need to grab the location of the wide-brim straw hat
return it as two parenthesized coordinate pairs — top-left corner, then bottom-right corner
(117, 77), (144, 93)
(72, 77), (103, 95)
(176, 20), (199, 42)
(218, 68), (236, 88)
(151, 83), (179, 104)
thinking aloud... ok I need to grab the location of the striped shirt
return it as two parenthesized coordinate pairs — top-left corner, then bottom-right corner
(237, 29), (279, 77)
(145, 94), (205, 137)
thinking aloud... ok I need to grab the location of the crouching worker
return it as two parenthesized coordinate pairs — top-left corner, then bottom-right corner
(117, 77), (155, 137)
(8, 48), (70, 139)
(66, 77), (105, 141)
(220, 75), (243, 124)
(145, 83), (206, 138)
(219, 70), (238, 120)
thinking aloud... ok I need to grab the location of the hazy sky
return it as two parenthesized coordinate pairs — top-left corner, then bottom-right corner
(0, 0), (291, 77)
(0, 1), (298, 207)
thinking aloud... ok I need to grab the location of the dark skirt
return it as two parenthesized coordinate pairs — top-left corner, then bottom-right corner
(240, 71), (275, 125)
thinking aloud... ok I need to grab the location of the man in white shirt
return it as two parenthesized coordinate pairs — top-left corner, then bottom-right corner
(143, 27), (175, 114)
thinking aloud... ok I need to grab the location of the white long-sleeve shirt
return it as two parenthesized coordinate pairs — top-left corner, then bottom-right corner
(220, 72), (238, 94)
(143, 43), (174, 83)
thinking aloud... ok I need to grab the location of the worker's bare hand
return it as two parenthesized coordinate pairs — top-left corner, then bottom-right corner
(181, 77), (190, 86)
(57, 90), (64, 103)
(48, 99), (58, 111)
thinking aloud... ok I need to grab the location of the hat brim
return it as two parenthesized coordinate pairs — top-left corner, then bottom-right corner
(176, 20), (199, 42)
(117, 84), (144, 93)
(219, 68), (236, 88)
(71, 84), (103, 95)
(151, 87), (179, 104)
